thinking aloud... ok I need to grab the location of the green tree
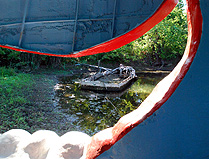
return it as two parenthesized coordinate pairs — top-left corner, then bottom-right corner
(133, 1), (187, 66)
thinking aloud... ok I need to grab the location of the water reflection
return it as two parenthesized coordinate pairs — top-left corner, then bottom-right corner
(55, 74), (165, 136)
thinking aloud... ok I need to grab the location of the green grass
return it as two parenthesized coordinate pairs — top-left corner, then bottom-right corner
(0, 67), (33, 132)
(0, 67), (17, 77)
(0, 67), (71, 135)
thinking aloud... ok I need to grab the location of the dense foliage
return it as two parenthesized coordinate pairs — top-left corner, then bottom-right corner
(0, 48), (77, 70)
(133, 1), (187, 65)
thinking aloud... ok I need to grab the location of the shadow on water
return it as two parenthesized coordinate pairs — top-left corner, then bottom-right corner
(54, 74), (166, 136)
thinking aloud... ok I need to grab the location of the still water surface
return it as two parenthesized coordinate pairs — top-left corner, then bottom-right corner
(55, 74), (166, 136)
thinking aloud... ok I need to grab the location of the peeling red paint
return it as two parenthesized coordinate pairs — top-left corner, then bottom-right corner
(84, 0), (202, 158)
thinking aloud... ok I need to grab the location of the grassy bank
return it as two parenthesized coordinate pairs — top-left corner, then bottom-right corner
(0, 67), (76, 135)
(0, 67), (34, 132)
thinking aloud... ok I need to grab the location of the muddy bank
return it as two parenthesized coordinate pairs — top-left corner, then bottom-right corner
(24, 66), (98, 135)
(17, 74), (75, 136)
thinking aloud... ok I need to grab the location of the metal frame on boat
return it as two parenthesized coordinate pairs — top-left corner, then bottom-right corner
(80, 65), (137, 91)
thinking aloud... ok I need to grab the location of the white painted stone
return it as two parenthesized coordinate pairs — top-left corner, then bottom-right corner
(0, 130), (91, 159)
(23, 130), (59, 159)
(0, 129), (31, 158)
(47, 131), (91, 159)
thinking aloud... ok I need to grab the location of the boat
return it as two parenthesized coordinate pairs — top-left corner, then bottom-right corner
(0, 0), (173, 57)
(80, 64), (137, 91)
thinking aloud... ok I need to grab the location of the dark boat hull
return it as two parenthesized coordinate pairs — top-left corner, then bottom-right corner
(81, 75), (136, 92)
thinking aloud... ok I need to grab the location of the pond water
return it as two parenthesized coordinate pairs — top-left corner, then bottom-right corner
(54, 74), (166, 136)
